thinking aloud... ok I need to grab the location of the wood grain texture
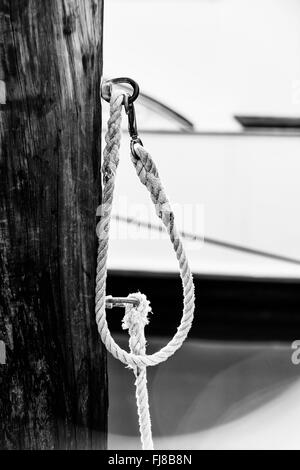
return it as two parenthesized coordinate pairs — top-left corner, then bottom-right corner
(0, 0), (107, 449)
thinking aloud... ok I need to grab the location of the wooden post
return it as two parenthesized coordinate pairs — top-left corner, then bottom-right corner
(0, 0), (107, 449)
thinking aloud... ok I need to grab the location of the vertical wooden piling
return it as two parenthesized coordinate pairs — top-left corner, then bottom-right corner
(0, 0), (106, 449)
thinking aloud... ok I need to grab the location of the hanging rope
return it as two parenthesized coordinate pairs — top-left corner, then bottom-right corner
(95, 81), (195, 449)
(122, 292), (153, 450)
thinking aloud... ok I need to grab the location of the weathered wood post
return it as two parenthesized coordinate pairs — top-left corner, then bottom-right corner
(0, 0), (107, 449)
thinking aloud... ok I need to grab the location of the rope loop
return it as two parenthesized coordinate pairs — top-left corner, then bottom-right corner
(95, 85), (195, 370)
(96, 83), (196, 450)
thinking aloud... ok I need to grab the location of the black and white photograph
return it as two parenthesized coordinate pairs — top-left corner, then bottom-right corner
(1, 0), (300, 454)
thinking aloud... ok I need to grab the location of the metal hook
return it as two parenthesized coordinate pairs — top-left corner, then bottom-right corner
(101, 77), (140, 105)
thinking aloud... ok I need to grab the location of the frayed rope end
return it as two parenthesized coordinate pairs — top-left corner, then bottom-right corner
(122, 292), (152, 331)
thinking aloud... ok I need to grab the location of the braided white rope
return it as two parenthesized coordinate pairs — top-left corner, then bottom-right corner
(95, 85), (195, 449)
(95, 86), (195, 369)
(122, 292), (154, 450)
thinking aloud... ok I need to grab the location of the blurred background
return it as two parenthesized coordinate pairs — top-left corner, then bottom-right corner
(104, 0), (300, 130)
(102, 0), (300, 450)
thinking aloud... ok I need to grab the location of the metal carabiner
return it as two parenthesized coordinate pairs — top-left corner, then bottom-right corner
(123, 95), (143, 143)
(101, 77), (143, 158)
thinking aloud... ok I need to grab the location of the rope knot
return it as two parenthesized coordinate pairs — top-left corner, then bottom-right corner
(122, 293), (152, 364)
